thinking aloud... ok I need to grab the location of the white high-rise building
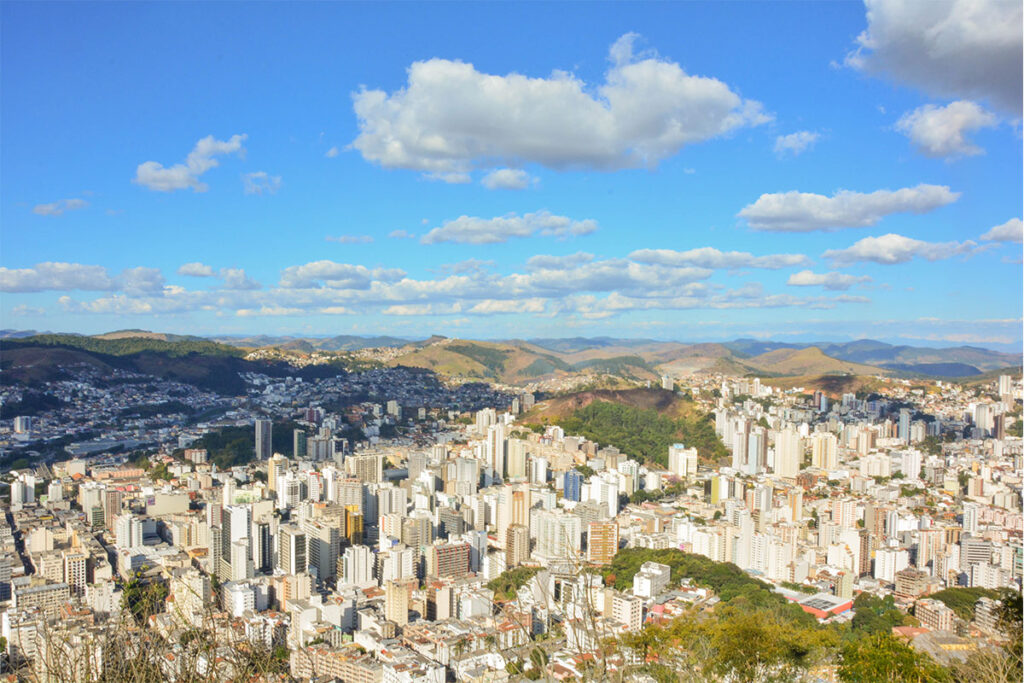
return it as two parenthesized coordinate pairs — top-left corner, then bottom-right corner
(535, 510), (581, 561)
(340, 545), (374, 588)
(668, 444), (698, 479)
(773, 428), (801, 478)
(874, 547), (910, 583)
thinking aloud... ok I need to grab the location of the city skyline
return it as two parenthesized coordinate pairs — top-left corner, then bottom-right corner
(2, 1), (1022, 348)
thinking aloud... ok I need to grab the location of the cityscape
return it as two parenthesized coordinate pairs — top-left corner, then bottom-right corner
(1, 1), (1022, 682)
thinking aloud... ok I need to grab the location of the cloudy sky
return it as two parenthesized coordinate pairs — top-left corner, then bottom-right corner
(2, 1), (1021, 348)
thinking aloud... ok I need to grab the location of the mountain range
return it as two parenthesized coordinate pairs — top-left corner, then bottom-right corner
(1, 331), (1019, 394)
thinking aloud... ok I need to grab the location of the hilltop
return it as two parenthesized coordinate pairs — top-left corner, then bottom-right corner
(741, 347), (886, 377)
(525, 387), (698, 422)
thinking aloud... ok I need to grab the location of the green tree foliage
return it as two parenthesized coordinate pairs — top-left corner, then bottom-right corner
(0, 391), (64, 418)
(556, 401), (728, 466)
(121, 574), (170, 625)
(602, 549), (808, 618)
(6, 334), (244, 358)
(849, 593), (912, 636)
(447, 343), (511, 376)
(839, 633), (951, 682)
(175, 420), (300, 468)
(926, 587), (1001, 622)
(621, 602), (836, 683)
(486, 566), (540, 600)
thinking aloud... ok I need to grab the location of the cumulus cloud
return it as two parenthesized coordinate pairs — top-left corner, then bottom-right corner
(774, 131), (820, 157)
(823, 233), (976, 265)
(119, 267), (166, 295)
(278, 260), (406, 289)
(178, 262), (216, 277)
(481, 169), (536, 190)
(325, 146), (340, 158)
(242, 171), (282, 195)
(134, 134), (247, 192)
(439, 259), (495, 275)
(739, 183), (959, 232)
(895, 101), (998, 158)
(0, 262), (117, 293)
(388, 229), (416, 239)
(33, 198), (88, 216)
(468, 299), (547, 314)
(352, 33), (771, 177)
(981, 217), (1023, 243)
(525, 252), (595, 271)
(220, 268), (262, 290)
(421, 211), (597, 244)
(846, 0), (1022, 113)
(786, 270), (872, 290)
(629, 247), (809, 270)
(236, 306), (304, 317)
(326, 234), (374, 244)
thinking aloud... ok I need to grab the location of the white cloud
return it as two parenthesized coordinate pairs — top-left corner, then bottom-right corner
(823, 233), (976, 265)
(220, 268), (261, 290)
(242, 171), (282, 195)
(468, 299), (547, 314)
(424, 172), (472, 184)
(629, 247), (809, 270)
(119, 267), (166, 295)
(325, 146), (339, 158)
(236, 306), (304, 317)
(326, 234), (375, 244)
(481, 168), (536, 190)
(739, 183), (959, 232)
(981, 217), (1023, 243)
(382, 303), (463, 316)
(0, 262), (116, 293)
(388, 229), (416, 239)
(177, 262), (216, 277)
(774, 131), (820, 157)
(319, 306), (356, 315)
(439, 259), (495, 275)
(525, 252), (595, 271)
(134, 134), (247, 192)
(278, 260), (406, 289)
(352, 33), (771, 176)
(846, 0), (1022, 113)
(421, 211), (597, 244)
(786, 270), (872, 290)
(894, 101), (998, 158)
(33, 198), (88, 216)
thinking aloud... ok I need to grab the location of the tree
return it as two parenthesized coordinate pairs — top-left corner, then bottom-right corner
(839, 633), (951, 682)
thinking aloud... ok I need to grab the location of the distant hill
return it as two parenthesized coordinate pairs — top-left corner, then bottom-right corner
(743, 347), (886, 377)
(725, 338), (1018, 375)
(211, 334), (411, 351)
(0, 335), (348, 395)
(387, 338), (574, 383)
(526, 387), (697, 422)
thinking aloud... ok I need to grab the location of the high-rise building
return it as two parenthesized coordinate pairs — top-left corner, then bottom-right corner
(427, 542), (470, 579)
(668, 444), (699, 479)
(278, 525), (307, 575)
(255, 419), (273, 461)
(339, 544), (374, 588)
(304, 520), (340, 582)
(898, 409), (911, 443)
(505, 524), (530, 568)
(563, 470), (583, 502)
(268, 453), (287, 494)
(587, 521), (618, 566)
(293, 430), (307, 459)
(385, 579), (414, 627)
(773, 428), (802, 479)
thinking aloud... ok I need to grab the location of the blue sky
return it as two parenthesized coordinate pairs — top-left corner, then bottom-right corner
(2, 1), (1021, 349)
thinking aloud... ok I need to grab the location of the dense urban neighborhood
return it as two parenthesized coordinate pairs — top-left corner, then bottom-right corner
(0, 333), (1020, 682)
